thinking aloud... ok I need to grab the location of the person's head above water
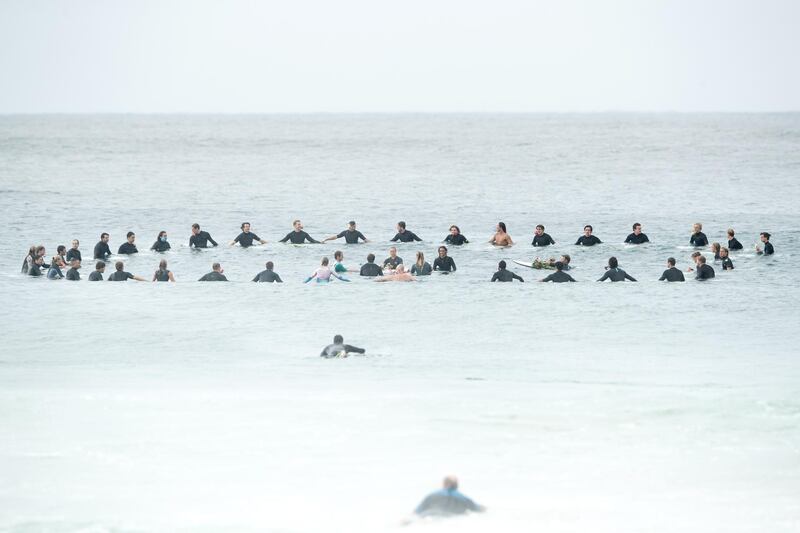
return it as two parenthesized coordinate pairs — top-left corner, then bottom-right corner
(554, 261), (565, 271)
(497, 222), (507, 233)
(535, 224), (545, 235)
(241, 222), (251, 232)
(397, 221), (407, 232)
(212, 262), (222, 272)
(727, 228), (735, 238)
(265, 261), (274, 270)
(100, 232), (109, 242)
(667, 257), (676, 267)
(443, 476), (459, 490)
(396, 264), (406, 273)
(320, 257), (329, 266)
(126, 231), (135, 243)
(95, 261), (106, 272)
(334, 250), (343, 261)
(498, 260), (507, 270)
(698, 255), (707, 265)
(449, 225), (461, 236)
(333, 334), (344, 344)
(760, 232), (771, 242)
(693, 222), (703, 233)
(583, 225), (593, 236)
(192, 223), (201, 235)
(57, 245), (66, 256)
(720, 247), (729, 258)
(608, 256), (618, 269)
(710, 242), (721, 254)
(389, 246), (398, 257)
(632, 223), (642, 234)
(158, 231), (168, 241)
(416, 251), (425, 265)
(348, 220), (356, 229)
(438, 246), (447, 257)
(115, 261), (124, 272)
(159, 259), (167, 270)
(367, 253), (376, 263)
(560, 254), (571, 265)
(293, 219), (303, 231)
(71, 239), (79, 249)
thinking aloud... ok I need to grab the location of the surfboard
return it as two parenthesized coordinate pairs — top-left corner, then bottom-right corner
(512, 260), (535, 269)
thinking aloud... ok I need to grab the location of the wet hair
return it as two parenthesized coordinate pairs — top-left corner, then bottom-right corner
(101, 232), (109, 239)
(727, 228), (735, 237)
(158, 231), (167, 239)
(608, 256), (618, 269)
(449, 225), (461, 234)
(367, 253), (375, 263)
(561, 254), (571, 264)
(212, 262), (221, 271)
(70, 258), (80, 266)
(334, 251), (343, 261)
(192, 223), (200, 230)
(397, 221), (406, 229)
(632, 223), (641, 230)
(584, 225), (593, 232)
(321, 257), (329, 266)
(698, 255), (707, 264)
(293, 219), (301, 226)
(720, 247), (729, 256)
(498, 260), (507, 269)
(159, 259), (167, 269)
(57, 245), (66, 254)
(241, 222), (250, 230)
(126, 231), (135, 239)
(667, 257), (676, 266)
(536, 224), (545, 231)
(694, 222), (703, 230)
(266, 261), (274, 270)
(554, 261), (564, 271)
(711, 242), (721, 253)
(691, 251), (702, 258)
(443, 476), (458, 490)
(333, 335), (343, 344)
(27, 245), (36, 257)
(416, 251), (425, 267)
(95, 261), (105, 271)
(438, 246), (447, 254)
(72, 239), (79, 246)
(35, 245), (46, 256)
(498, 222), (507, 233)
(761, 232), (771, 240)
(115, 261), (124, 271)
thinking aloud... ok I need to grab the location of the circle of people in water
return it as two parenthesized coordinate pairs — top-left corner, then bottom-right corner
(21, 220), (776, 283)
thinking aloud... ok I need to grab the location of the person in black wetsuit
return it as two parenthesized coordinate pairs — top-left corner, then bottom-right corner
(65, 259), (81, 281)
(410, 251), (432, 276)
(88, 261), (106, 281)
(719, 247), (734, 270)
(151, 231), (171, 252)
(189, 223), (218, 248)
(695, 256), (715, 280)
(690, 223), (709, 247)
(433, 246), (456, 272)
(118, 232), (138, 255)
(280, 219), (320, 244)
(383, 247), (403, 270)
(532, 224), (556, 247)
(756, 232), (774, 255)
(320, 335), (365, 358)
(47, 256), (65, 279)
(231, 222), (267, 247)
(491, 260), (524, 282)
(540, 261), (576, 282)
(56, 245), (68, 266)
(152, 259), (175, 282)
(575, 225), (601, 246)
(66, 239), (81, 262)
(323, 220), (369, 244)
(444, 225), (468, 245)
(359, 254), (384, 277)
(414, 476), (485, 517)
(253, 261), (283, 283)
(108, 261), (146, 281)
(624, 223), (650, 244)
(198, 262), (228, 281)
(94, 233), (112, 260)
(597, 256), (637, 282)
(710, 242), (722, 260)
(727, 228), (743, 251)
(391, 221), (422, 242)
(659, 257), (685, 282)
(29, 256), (45, 277)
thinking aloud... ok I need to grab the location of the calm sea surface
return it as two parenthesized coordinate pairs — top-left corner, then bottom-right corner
(1, 114), (799, 532)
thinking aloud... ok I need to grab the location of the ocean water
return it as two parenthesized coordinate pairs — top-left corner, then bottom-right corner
(0, 114), (798, 533)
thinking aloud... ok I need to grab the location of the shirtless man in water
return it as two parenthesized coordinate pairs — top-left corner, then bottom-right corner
(375, 264), (416, 282)
(489, 222), (514, 247)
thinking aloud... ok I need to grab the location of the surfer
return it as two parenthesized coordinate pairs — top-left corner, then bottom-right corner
(433, 246), (456, 272)
(624, 223), (649, 244)
(66, 239), (81, 262)
(531, 224), (555, 247)
(597, 257), (637, 282)
(252, 261), (283, 282)
(383, 247), (403, 270)
(88, 261), (106, 281)
(230, 222), (267, 247)
(575, 225), (601, 246)
(323, 220), (368, 244)
(94, 233), (112, 260)
(305, 257), (349, 283)
(444, 225), (468, 245)
(280, 219), (320, 244)
(108, 261), (146, 281)
(727, 228), (743, 251)
(151, 231), (171, 252)
(359, 254), (384, 277)
(695, 256), (715, 280)
(690, 223), (709, 247)
(65, 259), (81, 281)
(489, 222), (514, 246)
(189, 223), (218, 248)
(756, 232), (774, 255)
(658, 258), (685, 282)
(152, 259), (175, 282)
(720, 247), (734, 270)
(198, 263), (228, 281)
(320, 335), (365, 358)
(411, 251), (432, 276)
(118, 232), (138, 254)
(414, 476), (485, 517)
(491, 260), (524, 282)
(540, 261), (576, 282)
(391, 221), (422, 242)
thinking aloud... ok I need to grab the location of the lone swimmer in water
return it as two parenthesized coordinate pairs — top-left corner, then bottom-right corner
(391, 221), (422, 242)
(489, 222), (514, 246)
(152, 259), (175, 282)
(575, 225), (601, 246)
(624, 223), (649, 244)
(414, 476), (485, 517)
(597, 257), (637, 282)
(198, 262), (228, 281)
(280, 219), (320, 244)
(230, 222), (267, 247)
(118, 231), (138, 255)
(253, 261), (283, 283)
(658, 257), (685, 282)
(189, 223), (218, 248)
(690, 223), (709, 247)
(94, 233), (112, 260)
(540, 261), (576, 283)
(320, 335), (366, 358)
(531, 224), (555, 247)
(491, 260), (524, 282)
(756, 232), (774, 255)
(323, 220), (369, 244)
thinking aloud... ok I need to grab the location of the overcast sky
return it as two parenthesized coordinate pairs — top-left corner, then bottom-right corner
(1, 0), (798, 113)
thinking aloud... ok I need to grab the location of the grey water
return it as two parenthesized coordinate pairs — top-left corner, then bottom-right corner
(1, 114), (799, 532)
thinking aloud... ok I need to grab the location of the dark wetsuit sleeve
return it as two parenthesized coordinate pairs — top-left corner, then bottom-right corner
(344, 344), (365, 354)
(252, 274), (259, 282)
(491, 272), (499, 282)
(150, 241), (158, 251)
(597, 270), (611, 282)
(451, 258), (457, 271)
(275, 274), (283, 283)
(357, 231), (366, 241)
(659, 270), (667, 281)
(410, 232), (422, 242)
(575, 237), (582, 245)
(337, 231), (347, 239)
(234, 233), (242, 243)
(390, 233), (401, 242)
(279, 232), (292, 243)
(625, 272), (637, 281)
(513, 273), (524, 282)
(189, 235), (196, 248)
(305, 232), (320, 244)
(207, 233), (218, 246)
